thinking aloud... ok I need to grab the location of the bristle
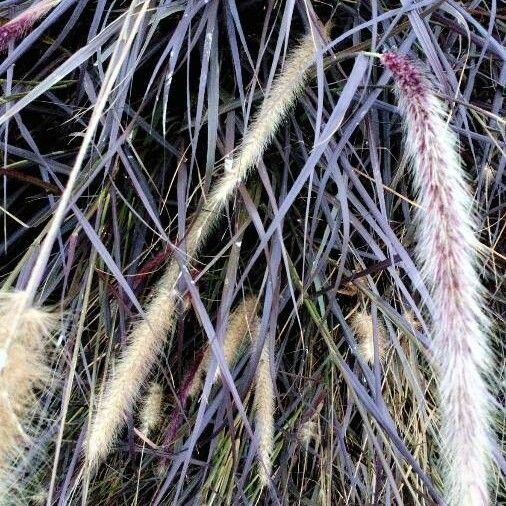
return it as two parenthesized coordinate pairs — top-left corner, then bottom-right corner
(483, 164), (495, 189)
(28, 490), (48, 506)
(298, 402), (323, 449)
(402, 311), (421, 332)
(350, 310), (386, 364)
(186, 363), (204, 400)
(0, 0), (60, 52)
(381, 52), (493, 505)
(85, 29), (324, 468)
(298, 418), (318, 448)
(139, 382), (163, 436)
(0, 291), (56, 471)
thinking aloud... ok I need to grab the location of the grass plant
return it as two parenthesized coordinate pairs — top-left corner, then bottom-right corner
(0, 1), (503, 504)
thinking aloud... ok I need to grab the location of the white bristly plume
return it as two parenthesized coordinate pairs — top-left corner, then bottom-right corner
(380, 52), (493, 506)
(0, 291), (56, 478)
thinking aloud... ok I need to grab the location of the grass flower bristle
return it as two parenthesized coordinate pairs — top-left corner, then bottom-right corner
(139, 382), (163, 436)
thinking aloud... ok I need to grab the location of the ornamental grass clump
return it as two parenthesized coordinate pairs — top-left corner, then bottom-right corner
(0, 3), (502, 504)
(380, 52), (493, 506)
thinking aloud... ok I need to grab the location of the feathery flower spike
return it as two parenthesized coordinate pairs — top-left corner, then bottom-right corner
(350, 310), (387, 364)
(215, 295), (275, 487)
(0, 0), (61, 52)
(139, 382), (163, 436)
(210, 296), (275, 487)
(380, 52), (492, 506)
(252, 330), (274, 487)
(86, 26), (327, 469)
(162, 296), (266, 468)
(0, 291), (56, 471)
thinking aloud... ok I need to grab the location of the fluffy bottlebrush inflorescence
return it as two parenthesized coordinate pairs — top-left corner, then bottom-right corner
(380, 52), (492, 506)
(349, 310), (387, 364)
(0, 0), (60, 52)
(85, 263), (182, 468)
(139, 382), (163, 437)
(186, 24), (329, 254)
(86, 28), (325, 469)
(252, 330), (274, 487)
(0, 291), (56, 469)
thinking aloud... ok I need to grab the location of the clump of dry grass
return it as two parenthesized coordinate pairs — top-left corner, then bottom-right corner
(380, 52), (493, 506)
(349, 309), (387, 364)
(86, 27), (326, 470)
(0, 291), (56, 471)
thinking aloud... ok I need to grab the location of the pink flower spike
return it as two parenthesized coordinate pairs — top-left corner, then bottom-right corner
(381, 52), (493, 506)
(0, 0), (59, 53)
